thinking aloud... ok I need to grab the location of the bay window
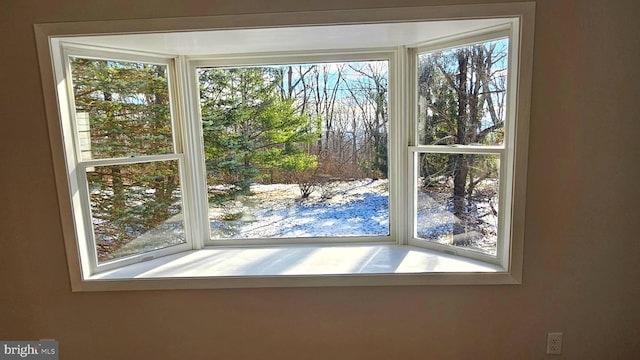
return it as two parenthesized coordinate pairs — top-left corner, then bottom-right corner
(36, 3), (534, 290)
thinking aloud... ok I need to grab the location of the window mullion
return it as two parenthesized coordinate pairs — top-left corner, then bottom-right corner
(178, 56), (209, 249)
(395, 46), (416, 246)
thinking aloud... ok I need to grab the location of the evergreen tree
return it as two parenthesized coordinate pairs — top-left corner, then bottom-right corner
(71, 58), (179, 259)
(199, 67), (318, 202)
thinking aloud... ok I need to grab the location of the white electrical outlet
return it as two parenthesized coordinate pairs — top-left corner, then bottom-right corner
(546, 332), (563, 355)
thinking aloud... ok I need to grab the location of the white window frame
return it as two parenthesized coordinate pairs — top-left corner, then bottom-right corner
(407, 27), (518, 266)
(35, 2), (534, 291)
(188, 51), (400, 247)
(55, 46), (198, 275)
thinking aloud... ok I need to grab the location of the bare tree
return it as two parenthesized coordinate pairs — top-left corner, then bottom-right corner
(418, 41), (507, 242)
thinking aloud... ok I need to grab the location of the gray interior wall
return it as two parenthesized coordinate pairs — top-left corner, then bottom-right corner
(1, 0), (639, 358)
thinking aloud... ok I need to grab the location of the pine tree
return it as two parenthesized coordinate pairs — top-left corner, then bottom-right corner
(71, 58), (179, 259)
(199, 67), (318, 202)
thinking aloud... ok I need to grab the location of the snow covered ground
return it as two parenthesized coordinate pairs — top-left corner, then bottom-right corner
(209, 178), (498, 255)
(415, 187), (498, 255)
(109, 178), (498, 261)
(209, 179), (390, 238)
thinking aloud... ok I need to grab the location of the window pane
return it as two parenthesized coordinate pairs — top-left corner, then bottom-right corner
(70, 58), (174, 160)
(417, 39), (509, 146)
(86, 160), (185, 263)
(198, 61), (389, 239)
(416, 153), (499, 255)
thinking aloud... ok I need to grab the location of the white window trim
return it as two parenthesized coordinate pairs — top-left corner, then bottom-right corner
(188, 50), (400, 248)
(35, 2), (534, 291)
(407, 27), (519, 267)
(58, 46), (195, 275)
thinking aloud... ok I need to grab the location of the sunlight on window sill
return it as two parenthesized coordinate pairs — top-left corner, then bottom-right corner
(89, 244), (502, 280)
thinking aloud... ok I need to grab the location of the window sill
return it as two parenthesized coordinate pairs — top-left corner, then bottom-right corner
(77, 245), (519, 291)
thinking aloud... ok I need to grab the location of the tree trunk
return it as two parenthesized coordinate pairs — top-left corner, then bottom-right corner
(452, 51), (469, 241)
